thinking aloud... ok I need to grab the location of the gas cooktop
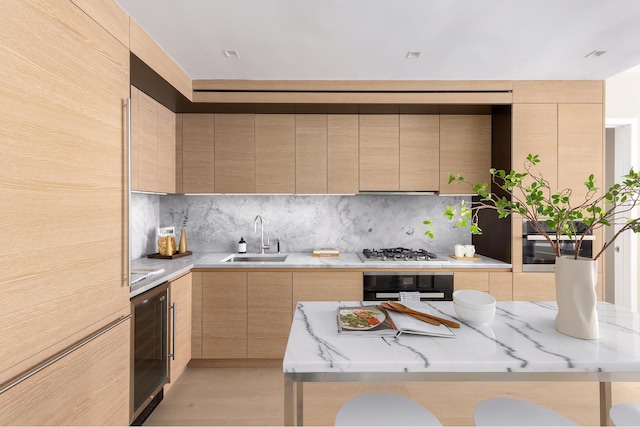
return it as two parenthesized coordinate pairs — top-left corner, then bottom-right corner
(358, 247), (447, 263)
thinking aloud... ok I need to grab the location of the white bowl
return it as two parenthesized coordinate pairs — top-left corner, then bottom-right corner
(453, 301), (496, 325)
(453, 289), (496, 310)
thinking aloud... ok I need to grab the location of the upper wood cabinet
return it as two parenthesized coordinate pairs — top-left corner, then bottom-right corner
(400, 115), (439, 191)
(182, 114), (215, 193)
(296, 114), (328, 193)
(215, 114), (255, 193)
(132, 87), (176, 193)
(255, 114), (296, 193)
(439, 115), (492, 194)
(328, 114), (359, 194)
(359, 114), (400, 191)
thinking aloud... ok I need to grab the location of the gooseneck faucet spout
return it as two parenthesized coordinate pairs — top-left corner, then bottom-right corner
(253, 215), (270, 254)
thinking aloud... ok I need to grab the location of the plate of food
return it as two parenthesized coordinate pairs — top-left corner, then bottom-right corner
(339, 306), (387, 330)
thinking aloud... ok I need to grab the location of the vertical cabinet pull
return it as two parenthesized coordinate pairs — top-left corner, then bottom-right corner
(168, 302), (177, 360)
(124, 98), (132, 287)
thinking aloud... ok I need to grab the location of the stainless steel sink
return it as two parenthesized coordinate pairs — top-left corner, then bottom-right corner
(222, 254), (288, 263)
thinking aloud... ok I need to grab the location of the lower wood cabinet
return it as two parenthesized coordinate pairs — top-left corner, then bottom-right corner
(454, 271), (513, 301)
(513, 272), (603, 301)
(168, 273), (192, 388)
(197, 270), (363, 360)
(0, 319), (130, 426)
(248, 272), (293, 358)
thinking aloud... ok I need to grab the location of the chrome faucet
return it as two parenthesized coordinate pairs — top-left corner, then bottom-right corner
(253, 215), (270, 254)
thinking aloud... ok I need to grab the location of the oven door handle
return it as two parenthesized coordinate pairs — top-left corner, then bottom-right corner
(375, 292), (446, 300)
(525, 235), (595, 241)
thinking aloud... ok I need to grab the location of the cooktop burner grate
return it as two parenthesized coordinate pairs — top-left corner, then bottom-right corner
(361, 247), (438, 261)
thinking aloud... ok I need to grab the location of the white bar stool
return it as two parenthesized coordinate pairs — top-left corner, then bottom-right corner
(474, 397), (578, 426)
(610, 403), (640, 426)
(335, 392), (442, 426)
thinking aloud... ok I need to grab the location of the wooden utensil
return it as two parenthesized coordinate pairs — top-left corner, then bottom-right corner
(385, 301), (461, 329)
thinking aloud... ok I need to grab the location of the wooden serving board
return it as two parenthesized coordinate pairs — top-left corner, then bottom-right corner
(449, 254), (481, 261)
(148, 251), (192, 259)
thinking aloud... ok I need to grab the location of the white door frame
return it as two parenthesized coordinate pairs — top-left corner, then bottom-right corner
(605, 118), (638, 311)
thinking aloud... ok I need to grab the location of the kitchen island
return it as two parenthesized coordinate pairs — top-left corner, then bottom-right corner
(283, 301), (640, 426)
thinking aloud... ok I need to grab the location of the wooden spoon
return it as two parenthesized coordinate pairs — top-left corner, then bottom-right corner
(385, 301), (461, 329)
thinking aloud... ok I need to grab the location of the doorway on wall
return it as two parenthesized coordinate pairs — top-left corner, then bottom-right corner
(605, 118), (638, 311)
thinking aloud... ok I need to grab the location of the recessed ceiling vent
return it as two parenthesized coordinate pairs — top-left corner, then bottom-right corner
(584, 50), (607, 58)
(223, 50), (240, 58)
(406, 51), (422, 59)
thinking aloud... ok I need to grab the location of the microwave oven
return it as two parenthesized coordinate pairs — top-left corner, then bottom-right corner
(522, 220), (594, 272)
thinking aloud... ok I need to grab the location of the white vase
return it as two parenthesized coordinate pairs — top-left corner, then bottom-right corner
(554, 256), (599, 340)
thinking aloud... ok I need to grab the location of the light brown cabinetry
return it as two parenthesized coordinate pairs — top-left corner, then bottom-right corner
(255, 114), (296, 193)
(181, 114), (215, 193)
(292, 272), (363, 311)
(1, 0), (130, 391)
(168, 273), (192, 387)
(400, 115), (440, 191)
(359, 114), (400, 191)
(215, 114), (255, 193)
(328, 114), (359, 194)
(296, 114), (328, 193)
(248, 272), (293, 358)
(202, 272), (248, 358)
(0, 319), (131, 426)
(132, 86), (176, 193)
(191, 272), (203, 358)
(454, 272), (512, 301)
(513, 273), (556, 301)
(439, 115), (492, 194)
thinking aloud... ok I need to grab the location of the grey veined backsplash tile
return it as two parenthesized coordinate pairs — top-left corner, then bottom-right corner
(144, 194), (473, 255)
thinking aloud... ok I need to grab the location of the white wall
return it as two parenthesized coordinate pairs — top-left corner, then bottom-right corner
(606, 70), (640, 310)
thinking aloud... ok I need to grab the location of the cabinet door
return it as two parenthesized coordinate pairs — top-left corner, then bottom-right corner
(169, 273), (192, 385)
(453, 272), (490, 292)
(328, 114), (359, 194)
(292, 272), (363, 312)
(215, 114), (255, 193)
(191, 272), (203, 359)
(558, 104), (604, 205)
(489, 272), (513, 301)
(513, 273), (556, 301)
(0, 319), (130, 426)
(182, 114), (215, 193)
(247, 272), (292, 358)
(202, 272), (247, 358)
(439, 115), (491, 194)
(137, 90), (158, 192)
(296, 114), (327, 193)
(400, 115), (439, 191)
(1, 0), (130, 384)
(255, 114), (295, 193)
(512, 104), (558, 193)
(157, 103), (176, 193)
(359, 114), (400, 191)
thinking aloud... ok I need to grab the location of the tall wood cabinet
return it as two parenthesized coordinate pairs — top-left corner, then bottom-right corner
(0, 0), (130, 424)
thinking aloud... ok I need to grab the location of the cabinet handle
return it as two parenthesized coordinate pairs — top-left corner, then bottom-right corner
(124, 98), (132, 287)
(168, 302), (176, 361)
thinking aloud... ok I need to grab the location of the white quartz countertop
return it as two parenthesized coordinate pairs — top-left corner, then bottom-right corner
(283, 301), (640, 378)
(129, 252), (511, 298)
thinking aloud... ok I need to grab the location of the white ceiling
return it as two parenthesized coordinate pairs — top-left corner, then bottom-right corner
(116, 0), (640, 81)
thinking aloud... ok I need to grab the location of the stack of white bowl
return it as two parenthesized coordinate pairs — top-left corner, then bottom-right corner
(453, 289), (496, 325)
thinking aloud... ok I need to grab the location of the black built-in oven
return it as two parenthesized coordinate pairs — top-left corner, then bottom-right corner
(363, 272), (454, 301)
(130, 282), (170, 425)
(522, 220), (594, 272)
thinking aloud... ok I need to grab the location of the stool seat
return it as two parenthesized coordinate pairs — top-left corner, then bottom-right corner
(610, 403), (640, 426)
(335, 392), (442, 426)
(474, 397), (578, 426)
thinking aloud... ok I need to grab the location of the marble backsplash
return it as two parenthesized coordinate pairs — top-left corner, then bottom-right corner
(131, 193), (471, 259)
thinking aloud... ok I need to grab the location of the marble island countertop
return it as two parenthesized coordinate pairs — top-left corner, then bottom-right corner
(130, 251), (511, 298)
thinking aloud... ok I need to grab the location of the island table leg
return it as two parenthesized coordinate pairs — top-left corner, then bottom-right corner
(284, 376), (304, 426)
(599, 382), (612, 426)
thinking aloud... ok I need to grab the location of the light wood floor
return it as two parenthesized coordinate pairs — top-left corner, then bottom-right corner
(145, 367), (640, 426)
